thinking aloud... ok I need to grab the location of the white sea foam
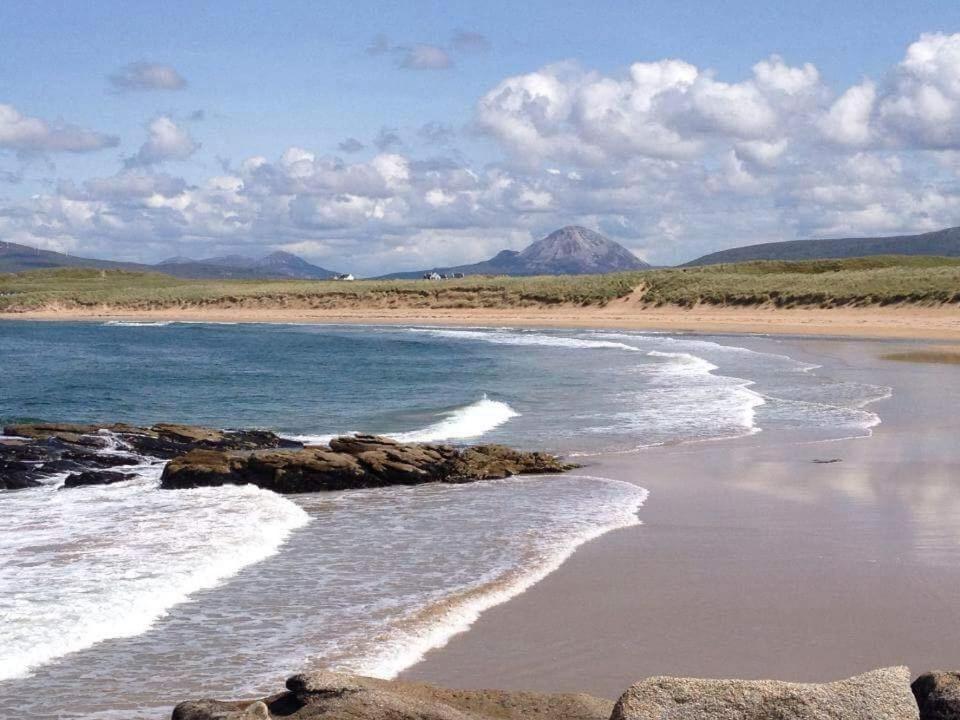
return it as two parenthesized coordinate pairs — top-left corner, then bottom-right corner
(103, 320), (173, 327)
(389, 396), (519, 443)
(0, 463), (309, 681)
(409, 327), (642, 352)
(323, 475), (650, 680)
(286, 396), (519, 446)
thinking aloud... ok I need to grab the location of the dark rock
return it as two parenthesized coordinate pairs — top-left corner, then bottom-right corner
(912, 671), (960, 720)
(611, 666), (917, 720)
(0, 462), (41, 489)
(173, 671), (612, 720)
(5, 421), (302, 460)
(161, 435), (575, 492)
(62, 470), (135, 488)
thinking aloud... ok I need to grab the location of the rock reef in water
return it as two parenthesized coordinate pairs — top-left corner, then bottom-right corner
(1, 422), (574, 493)
(160, 434), (575, 492)
(173, 667), (929, 720)
(0, 421), (301, 490)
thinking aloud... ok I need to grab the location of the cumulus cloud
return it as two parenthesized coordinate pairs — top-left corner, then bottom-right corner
(7, 31), (960, 273)
(126, 116), (199, 166)
(818, 81), (876, 146)
(0, 103), (119, 154)
(109, 61), (187, 92)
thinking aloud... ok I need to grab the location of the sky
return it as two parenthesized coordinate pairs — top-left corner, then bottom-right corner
(2, 1), (960, 274)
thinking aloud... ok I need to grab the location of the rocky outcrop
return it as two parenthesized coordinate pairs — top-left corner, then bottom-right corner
(5, 422), (300, 459)
(0, 422), (301, 490)
(2, 422), (572, 494)
(611, 667), (918, 720)
(161, 435), (575, 492)
(172, 671), (613, 720)
(912, 672), (960, 720)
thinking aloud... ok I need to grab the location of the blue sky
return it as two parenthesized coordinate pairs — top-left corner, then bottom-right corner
(2, 1), (960, 273)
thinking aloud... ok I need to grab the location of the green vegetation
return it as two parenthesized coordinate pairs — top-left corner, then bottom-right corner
(2, 255), (960, 313)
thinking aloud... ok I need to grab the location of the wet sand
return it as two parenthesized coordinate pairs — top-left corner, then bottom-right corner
(400, 336), (960, 697)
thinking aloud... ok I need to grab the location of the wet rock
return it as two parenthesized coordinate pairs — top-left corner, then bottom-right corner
(912, 671), (960, 720)
(3, 421), (302, 462)
(161, 435), (575, 492)
(0, 461), (41, 489)
(62, 470), (135, 488)
(173, 671), (612, 720)
(611, 666), (918, 720)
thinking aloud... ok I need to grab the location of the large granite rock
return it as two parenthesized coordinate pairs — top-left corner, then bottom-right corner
(161, 435), (574, 492)
(172, 671), (613, 720)
(912, 671), (960, 720)
(611, 667), (918, 720)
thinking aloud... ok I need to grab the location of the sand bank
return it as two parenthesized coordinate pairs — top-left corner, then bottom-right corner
(5, 303), (960, 340)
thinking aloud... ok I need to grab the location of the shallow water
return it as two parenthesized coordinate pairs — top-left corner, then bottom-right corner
(0, 321), (890, 718)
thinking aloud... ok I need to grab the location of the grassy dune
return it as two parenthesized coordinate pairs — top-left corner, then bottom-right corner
(2, 256), (960, 313)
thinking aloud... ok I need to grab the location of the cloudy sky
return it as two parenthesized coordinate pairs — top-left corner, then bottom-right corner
(3, 1), (960, 274)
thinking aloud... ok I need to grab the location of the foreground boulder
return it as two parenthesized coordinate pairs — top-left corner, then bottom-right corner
(172, 670), (612, 720)
(161, 434), (574, 492)
(611, 667), (918, 720)
(912, 672), (960, 720)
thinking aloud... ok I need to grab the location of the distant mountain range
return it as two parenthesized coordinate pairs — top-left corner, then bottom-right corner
(684, 226), (960, 266)
(6, 224), (960, 280)
(379, 226), (651, 279)
(0, 243), (339, 280)
(155, 252), (339, 279)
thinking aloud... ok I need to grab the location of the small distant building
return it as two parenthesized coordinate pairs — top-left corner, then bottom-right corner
(333, 273), (355, 281)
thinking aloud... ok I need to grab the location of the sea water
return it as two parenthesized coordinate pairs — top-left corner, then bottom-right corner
(0, 321), (889, 718)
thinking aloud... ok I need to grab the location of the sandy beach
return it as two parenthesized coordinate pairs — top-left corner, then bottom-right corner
(398, 335), (960, 697)
(5, 303), (960, 340)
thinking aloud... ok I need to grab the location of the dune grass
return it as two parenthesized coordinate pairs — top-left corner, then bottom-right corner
(1, 256), (960, 313)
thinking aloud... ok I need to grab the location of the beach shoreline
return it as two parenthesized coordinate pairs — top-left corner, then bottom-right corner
(398, 335), (960, 698)
(4, 303), (960, 341)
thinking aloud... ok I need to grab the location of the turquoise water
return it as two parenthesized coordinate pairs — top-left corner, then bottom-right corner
(0, 321), (891, 719)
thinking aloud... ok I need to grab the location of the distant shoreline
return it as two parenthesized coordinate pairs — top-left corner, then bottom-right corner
(4, 303), (960, 341)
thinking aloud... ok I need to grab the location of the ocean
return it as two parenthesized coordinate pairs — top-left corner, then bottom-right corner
(0, 321), (891, 719)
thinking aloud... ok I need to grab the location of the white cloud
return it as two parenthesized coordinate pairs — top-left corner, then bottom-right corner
(127, 116), (199, 166)
(6, 31), (960, 272)
(818, 81), (876, 146)
(0, 103), (118, 154)
(109, 62), (187, 92)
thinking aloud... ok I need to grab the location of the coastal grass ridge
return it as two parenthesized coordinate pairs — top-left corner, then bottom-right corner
(2, 255), (960, 313)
